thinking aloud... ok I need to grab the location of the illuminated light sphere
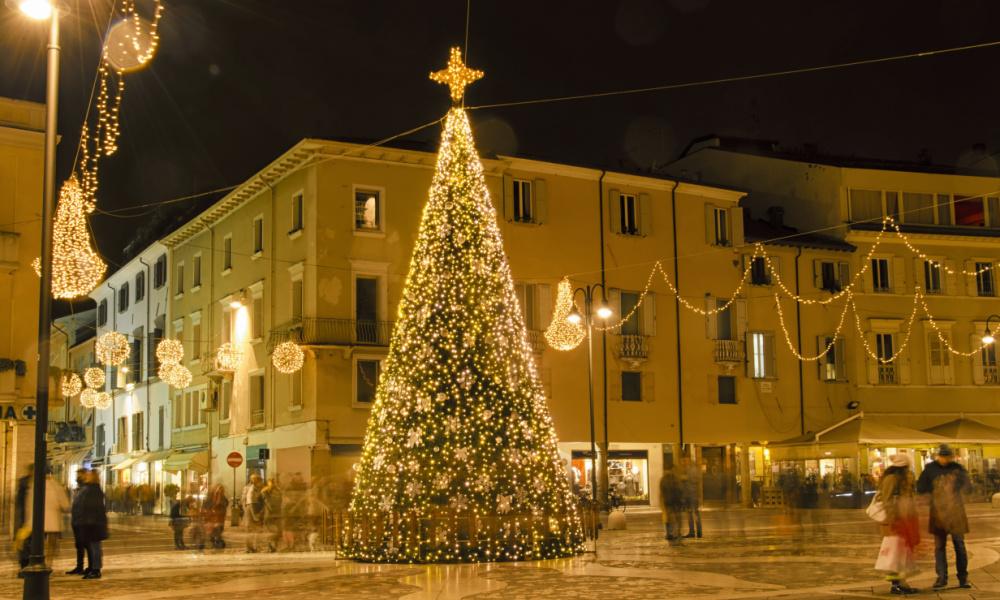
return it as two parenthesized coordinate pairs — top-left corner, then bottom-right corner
(96, 331), (130, 366)
(159, 362), (192, 389)
(16, 0), (53, 20)
(156, 339), (184, 365)
(79, 388), (98, 409)
(83, 367), (106, 389)
(544, 278), (586, 351)
(271, 341), (304, 374)
(104, 3), (163, 73)
(49, 177), (107, 299)
(61, 373), (83, 398)
(93, 391), (112, 410)
(215, 342), (242, 372)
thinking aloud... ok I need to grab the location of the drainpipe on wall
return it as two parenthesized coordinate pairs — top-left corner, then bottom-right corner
(106, 281), (117, 468)
(597, 170), (610, 507)
(139, 257), (152, 453)
(670, 181), (683, 449)
(795, 248), (805, 435)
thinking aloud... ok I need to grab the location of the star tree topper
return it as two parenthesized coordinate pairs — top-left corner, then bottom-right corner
(430, 47), (484, 104)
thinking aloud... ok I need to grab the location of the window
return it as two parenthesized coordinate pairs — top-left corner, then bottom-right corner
(927, 333), (952, 385)
(954, 196), (985, 226)
(191, 318), (201, 361)
(354, 189), (381, 231)
(981, 344), (999, 385)
(620, 194), (639, 235)
(135, 271), (145, 302)
(290, 192), (304, 233)
(220, 380), (232, 422)
(515, 283), (538, 330)
(924, 261), (942, 294)
(176, 263), (185, 295)
(849, 189), (882, 222)
(95, 424), (106, 458)
(512, 179), (533, 223)
(976, 262), (995, 296)
(817, 336), (846, 382)
(718, 375), (737, 404)
(356, 359), (380, 404)
(716, 299), (733, 341)
(292, 279), (304, 322)
(871, 258), (890, 292)
(253, 216), (263, 254)
(192, 255), (202, 288)
(988, 197), (1000, 228)
(903, 192), (935, 224)
(131, 412), (144, 451)
(710, 206), (729, 246)
(223, 236), (232, 271)
(875, 333), (896, 384)
(885, 192), (900, 221)
(620, 291), (641, 336)
(157, 406), (164, 450)
(128, 328), (142, 383)
(116, 416), (128, 453)
(355, 277), (377, 341)
(153, 254), (167, 288)
(252, 294), (264, 340)
(749, 332), (775, 378)
(118, 283), (130, 313)
(250, 373), (265, 427)
(749, 257), (770, 285)
(937, 195), (953, 225)
(815, 260), (850, 292)
(621, 371), (642, 401)
(173, 393), (183, 429)
(98, 300), (108, 326)
(148, 323), (163, 373)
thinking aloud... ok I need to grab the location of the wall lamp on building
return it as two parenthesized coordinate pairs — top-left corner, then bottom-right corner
(983, 314), (1000, 345)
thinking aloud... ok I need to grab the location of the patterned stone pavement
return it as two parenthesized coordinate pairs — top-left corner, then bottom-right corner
(5, 505), (1000, 599)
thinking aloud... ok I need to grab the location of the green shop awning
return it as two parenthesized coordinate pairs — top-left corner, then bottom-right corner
(163, 450), (208, 473)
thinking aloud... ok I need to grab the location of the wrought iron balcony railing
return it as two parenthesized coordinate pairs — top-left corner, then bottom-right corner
(713, 339), (742, 364)
(616, 334), (649, 362)
(526, 329), (546, 354)
(269, 318), (394, 349)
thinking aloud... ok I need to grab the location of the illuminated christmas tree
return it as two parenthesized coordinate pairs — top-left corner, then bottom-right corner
(347, 48), (584, 563)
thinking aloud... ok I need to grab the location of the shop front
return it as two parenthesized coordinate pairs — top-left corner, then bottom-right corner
(565, 443), (663, 507)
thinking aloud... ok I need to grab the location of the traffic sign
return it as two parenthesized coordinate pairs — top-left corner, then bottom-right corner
(226, 451), (243, 468)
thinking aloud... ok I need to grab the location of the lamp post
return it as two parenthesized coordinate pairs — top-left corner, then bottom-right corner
(11, 0), (59, 598)
(566, 284), (612, 510)
(983, 314), (1000, 345)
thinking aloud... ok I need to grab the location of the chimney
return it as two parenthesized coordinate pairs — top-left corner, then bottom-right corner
(767, 206), (785, 228)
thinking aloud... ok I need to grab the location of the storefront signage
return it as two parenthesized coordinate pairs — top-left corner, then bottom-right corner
(0, 404), (35, 421)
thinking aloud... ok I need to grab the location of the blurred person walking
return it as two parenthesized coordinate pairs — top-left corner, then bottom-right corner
(873, 454), (920, 595)
(75, 469), (108, 579)
(23, 465), (71, 569)
(659, 467), (685, 543)
(66, 468), (90, 573)
(13, 464), (33, 572)
(681, 457), (703, 538)
(263, 478), (284, 552)
(204, 483), (229, 549)
(917, 444), (972, 589)
(243, 474), (265, 553)
(168, 493), (189, 550)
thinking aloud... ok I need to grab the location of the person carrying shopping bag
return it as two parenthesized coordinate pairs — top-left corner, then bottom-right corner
(873, 454), (920, 595)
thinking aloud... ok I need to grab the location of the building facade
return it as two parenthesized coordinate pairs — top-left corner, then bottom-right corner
(48, 309), (97, 492)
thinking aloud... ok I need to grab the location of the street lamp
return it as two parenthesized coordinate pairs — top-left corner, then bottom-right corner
(983, 314), (1000, 345)
(567, 283), (612, 511)
(10, 0), (60, 597)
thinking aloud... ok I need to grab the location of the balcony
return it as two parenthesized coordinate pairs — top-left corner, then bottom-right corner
(616, 334), (649, 366)
(713, 339), (742, 366)
(526, 329), (546, 354)
(269, 318), (394, 349)
(877, 364), (897, 385)
(985, 366), (999, 385)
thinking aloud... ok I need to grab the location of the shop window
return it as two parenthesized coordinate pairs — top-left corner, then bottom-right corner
(607, 451), (649, 505)
(621, 371), (642, 401)
(718, 375), (736, 404)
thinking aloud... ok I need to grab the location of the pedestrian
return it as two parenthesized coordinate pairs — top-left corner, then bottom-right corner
(204, 484), (229, 549)
(24, 466), (71, 568)
(243, 474), (265, 553)
(917, 444), (972, 589)
(168, 493), (188, 550)
(681, 457), (703, 538)
(74, 469), (108, 579)
(187, 494), (206, 551)
(67, 469), (90, 574)
(873, 454), (920, 595)
(659, 467), (685, 543)
(263, 477), (283, 552)
(13, 464), (33, 572)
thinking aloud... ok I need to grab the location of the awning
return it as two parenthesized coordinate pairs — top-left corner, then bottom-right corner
(772, 413), (949, 447)
(48, 446), (91, 465)
(112, 457), (140, 471)
(143, 450), (173, 463)
(923, 418), (1000, 444)
(163, 450), (209, 473)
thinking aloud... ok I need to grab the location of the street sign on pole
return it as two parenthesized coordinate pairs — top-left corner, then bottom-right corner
(226, 451), (243, 468)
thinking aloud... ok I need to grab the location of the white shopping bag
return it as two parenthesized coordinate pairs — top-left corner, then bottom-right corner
(874, 535), (916, 575)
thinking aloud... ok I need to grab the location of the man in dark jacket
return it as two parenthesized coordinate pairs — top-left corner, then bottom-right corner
(659, 467), (685, 542)
(66, 468), (89, 574)
(73, 469), (108, 579)
(917, 444), (972, 589)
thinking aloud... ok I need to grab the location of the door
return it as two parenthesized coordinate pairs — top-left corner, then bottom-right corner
(355, 277), (378, 343)
(701, 446), (728, 502)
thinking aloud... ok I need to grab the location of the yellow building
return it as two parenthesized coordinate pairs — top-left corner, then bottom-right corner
(0, 97), (44, 530)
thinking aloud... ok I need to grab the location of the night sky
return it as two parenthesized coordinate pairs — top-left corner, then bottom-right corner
(2, 0), (1000, 273)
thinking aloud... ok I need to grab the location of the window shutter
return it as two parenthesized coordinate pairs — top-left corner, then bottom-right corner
(892, 257), (907, 294)
(836, 339), (847, 382)
(972, 334), (986, 385)
(642, 371), (655, 402)
(502, 174), (514, 221)
(965, 261), (978, 296)
(638, 193), (652, 236)
(533, 179), (548, 225)
(769, 256), (780, 284)
(735, 299), (748, 341)
(705, 205), (716, 244)
(730, 207), (744, 247)
(766, 333), (776, 378)
(865, 332), (878, 384)
(610, 370), (622, 401)
(608, 189), (622, 234)
(642, 293), (656, 336)
(816, 335), (825, 380)
(944, 339), (955, 385)
(944, 260), (958, 295)
(813, 260), (824, 289)
(707, 374), (719, 404)
(705, 296), (717, 339)
(744, 337), (753, 378)
(913, 259), (924, 291)
(898, 349), (912, 385)
(537, 282), (553, 329)
(838, 262), (851, 289)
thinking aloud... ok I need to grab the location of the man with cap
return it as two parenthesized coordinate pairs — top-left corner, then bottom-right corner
(916, 444), (972, 589)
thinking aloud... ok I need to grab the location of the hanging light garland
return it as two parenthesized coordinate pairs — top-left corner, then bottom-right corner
(158, 362), (192, 389)
(543, 278), (586, 351)
(83, 366), (106, 389)
(216, 342), (242, 372)
(96, 331), (130, 366)
(60, 373), (83, 398)
(271, 341), (304, 374)
(79, 388), (98, 409)
(156, 339), (184, 365)
(93, 391), (112, 410)
(46, 177), (107, 299)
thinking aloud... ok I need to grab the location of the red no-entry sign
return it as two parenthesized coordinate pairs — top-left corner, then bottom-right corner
(226, 451), (243, 468)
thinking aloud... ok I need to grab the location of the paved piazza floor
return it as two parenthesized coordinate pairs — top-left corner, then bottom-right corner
(7, 505), (1000, 599)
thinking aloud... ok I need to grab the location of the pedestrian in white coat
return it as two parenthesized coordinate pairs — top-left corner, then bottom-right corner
(25, 471), (71, 567)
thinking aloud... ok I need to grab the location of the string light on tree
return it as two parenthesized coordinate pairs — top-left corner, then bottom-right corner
(347, 48), (583, 563)
(61, 373), (83, 398)
(96, 331), (130, 366)
(271, 341), (304, 374)
(543, 278), (585, 350)
(216, 342), (242, 372)
(83, 366), (106, 389)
